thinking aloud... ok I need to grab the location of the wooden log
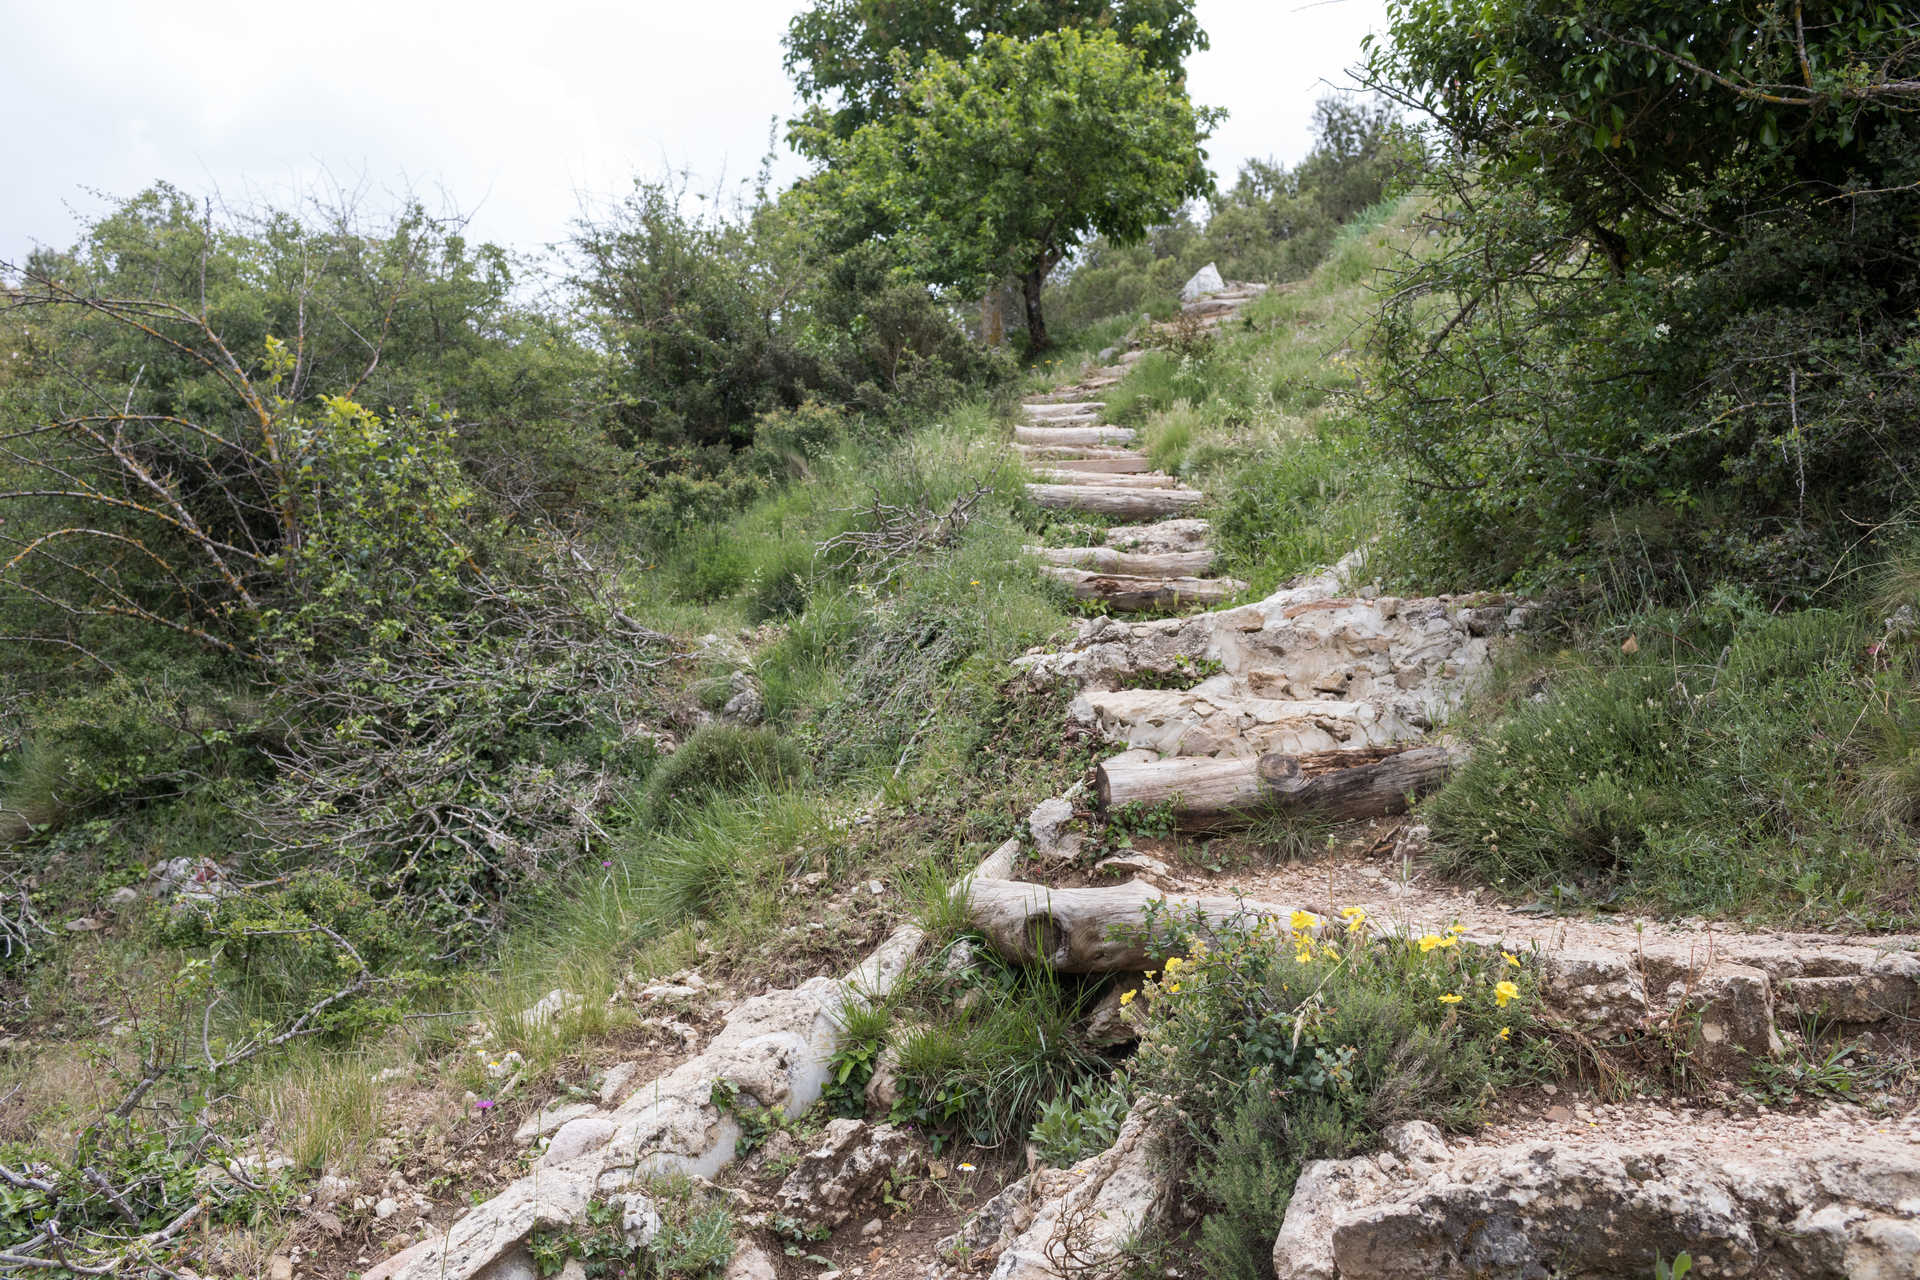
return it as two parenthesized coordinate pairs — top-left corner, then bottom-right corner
(1025, 483), (1203, 518)
(1026, 545), (1216, 577)
(965, 877), (1314, 972)
(1023, 401), (1106, 419)
(1025, 379), (1120, 403)
(1010, 444), (1150, 473)
(1014, 424), (1137, 447)
(1098, 745), (1455, 826)
(1040, 566), (1245, 611)
(1031, 469), (1181, 489)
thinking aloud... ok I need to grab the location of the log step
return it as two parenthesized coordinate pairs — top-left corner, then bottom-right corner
(1040, 566), (1245, 611)
(1023, 400), (1107, 419)
(1011, 444), (1150, 473)
(1030, 469), (1181, 489)
(1027, 545), (1217, 577)
(1015, 424), (1137, 447)
(1025, 483), (1203, 518)
(1098, 745), (1456, 827)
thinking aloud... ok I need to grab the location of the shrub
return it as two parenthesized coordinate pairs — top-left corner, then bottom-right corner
(1128, 909), (1538, 1280)
(1029, 1075), (1129, 1167)
(637, 725), (806, 825)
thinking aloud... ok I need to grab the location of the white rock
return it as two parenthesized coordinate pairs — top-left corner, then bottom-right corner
(1180, 262), (1225, 302)
(374, 1197), (399, 1220)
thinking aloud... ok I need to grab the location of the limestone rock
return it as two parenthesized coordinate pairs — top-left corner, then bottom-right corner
(723, 1244), (779, 1280)
(539, 1115), (616, 1168)
(773, 1120), (922, 1229)
(974, 1103), (1171, 1280)
(1028, 796), (1086, 861)
(1180, 262), (1225, 302)
(1272, 1127), (1920, 1280)
(515, 1101), (598, 1143)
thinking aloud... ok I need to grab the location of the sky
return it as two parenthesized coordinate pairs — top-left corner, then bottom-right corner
(0, 0), (1390, 267)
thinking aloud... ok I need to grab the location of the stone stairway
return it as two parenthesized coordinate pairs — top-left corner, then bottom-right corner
(1014, 275), (1267, 612)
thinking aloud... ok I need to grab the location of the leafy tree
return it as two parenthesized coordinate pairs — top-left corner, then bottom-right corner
(815, 27), (1217, 349)
(783, 0), (1207, 153)
(1362, 0), (1920, 594)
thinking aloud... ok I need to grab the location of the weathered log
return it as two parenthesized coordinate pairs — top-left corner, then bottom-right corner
(1010, 444), (1150, 473)
(1023, 401), (1106, 419)
(965, 877), (1313, 972)
(1030, 469), (1181, 489)
(1098, 745), (1455, 826)
(1024, 483), (1203, 518)
(1025, 379), (1120, 403)
(1014, 424), (1136, 447)
(1039, 566), (1245, 611)
(1026, 545), (1216, 577)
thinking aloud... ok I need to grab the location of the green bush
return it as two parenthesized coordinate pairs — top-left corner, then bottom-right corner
(637, 725), (807, 825)
(1029, 1075), (1129, 1167)
(1128, 911), (1539, 1280)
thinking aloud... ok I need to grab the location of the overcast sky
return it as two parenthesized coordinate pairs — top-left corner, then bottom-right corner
(0, 0), (1388, 267)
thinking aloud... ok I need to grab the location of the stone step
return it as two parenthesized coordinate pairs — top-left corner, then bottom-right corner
(1013, 424), (1137, 447)
(1025, 483), (1204, 518)
(1106, 518), (1212, 553)
(1039, 566), (1245, 612)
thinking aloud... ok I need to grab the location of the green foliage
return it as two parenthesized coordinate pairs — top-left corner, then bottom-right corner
(891, 956), (1107, 1149)
(1128, 915), (1539, 1280)
(811, 27), (1217, 348)
(824, 1003), (891, 1117)
(707, 1078), (783, 1156)
(1654, 1255), (1693, 1280)
(1427, 584), (1920, 928)
(1365, 0), (1920, 593)
(783, 0), (1207, 151)
(637, 725), (807, 827)
(1029, 1074), (1128, 1167)
(528, 1184), (736, 1279)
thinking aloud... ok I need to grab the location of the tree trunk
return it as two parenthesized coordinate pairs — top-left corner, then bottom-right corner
(1013, 425), (1138, 447)
(964, 877), (1313, 971)
(1026, 545), (1217, 576)
(1024, 482), (1204, 518)
(1038, 566), (1245, 611)
(1022, 268), (1049, 351)
(1097, 745), (1458, 827)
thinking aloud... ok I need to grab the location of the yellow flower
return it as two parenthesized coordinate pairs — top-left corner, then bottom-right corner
(1495, 980), (1520, 1008)
(1163, 955), (1183, 974)
(1290, 909), (1318, 932)
(1340, 906), (1367, 934)
(1502, 951), (1521, 968)
(1417, 934), (1444, 953)
(1438, 993), (1463, 1005)
(1497, 1026), (1511, 1041)
(970, 579), (981, 586)
(1294, 950), (1312, 965)
(1168, 982), (1182, 994)
(1119, 989), (1136, 1007)
(1447, 923), (1467, 935)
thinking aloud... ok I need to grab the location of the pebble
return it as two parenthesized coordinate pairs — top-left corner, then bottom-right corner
(374, 1197), (399, 1220)
(861, 1218), (883, 1238)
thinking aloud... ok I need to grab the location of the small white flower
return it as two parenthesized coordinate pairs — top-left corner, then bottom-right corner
(1652, 323), (1671, 339)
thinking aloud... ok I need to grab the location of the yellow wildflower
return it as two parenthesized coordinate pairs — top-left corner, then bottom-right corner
(1294, 949), (1312, 965)
(1502, 951), (1521, 968)
(1438, 993), (1463, 1005)
(1497, 1026), (1511, 1041)
(1119, 989), (1136, 1007)
(1168, 982), (1182, 994)
(1417, 934), (1444, 953)
(1447, 923), (1467, 935)
(1290, 909), (1318, 932)
(1163, 955), (1183, 975)
(1340, 906), (1367, 934)
(1495, 980), (1520, 1008)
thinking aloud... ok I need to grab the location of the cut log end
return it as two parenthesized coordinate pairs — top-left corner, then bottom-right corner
(1097, 744), (1457, 826)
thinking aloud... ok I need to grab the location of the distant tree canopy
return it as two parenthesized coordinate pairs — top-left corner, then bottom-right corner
(1364, 0), (1920, 593)
(808, 27), (1216, 349)
(783, 0), (1207, 155)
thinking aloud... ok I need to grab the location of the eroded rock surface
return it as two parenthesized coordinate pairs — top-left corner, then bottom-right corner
(773, 1119), (922, 1230)
(1274, 1110), (1920, 1280)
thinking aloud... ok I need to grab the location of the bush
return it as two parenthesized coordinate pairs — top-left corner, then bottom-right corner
(1128, 909), (1538, 1280)
(1029, 1075), (1129, 1167)
(637, 725), (807, 825)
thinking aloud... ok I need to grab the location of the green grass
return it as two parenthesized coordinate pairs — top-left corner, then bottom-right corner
(1427, 582), (1920, 929)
